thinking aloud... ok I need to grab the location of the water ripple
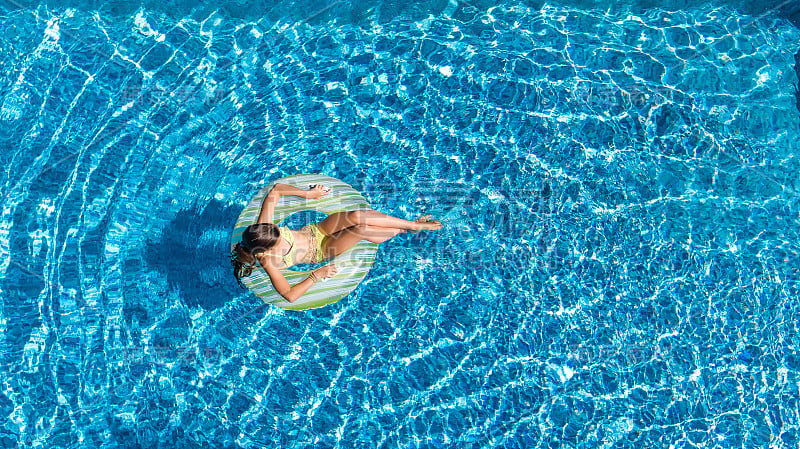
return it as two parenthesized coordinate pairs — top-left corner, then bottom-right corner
(0, 2), (799, 448)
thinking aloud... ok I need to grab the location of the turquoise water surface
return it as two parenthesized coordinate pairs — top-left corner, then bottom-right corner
(1, 0), (799, 448)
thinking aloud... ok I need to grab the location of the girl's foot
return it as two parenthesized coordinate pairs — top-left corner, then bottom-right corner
(410, 214), (442, 233)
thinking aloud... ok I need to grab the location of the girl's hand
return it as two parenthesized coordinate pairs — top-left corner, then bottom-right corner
(313, 264), (338, 280)
(307, 184), (331, 199)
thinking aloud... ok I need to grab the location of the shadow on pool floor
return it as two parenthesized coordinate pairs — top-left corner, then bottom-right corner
(143, 198), (242, 311)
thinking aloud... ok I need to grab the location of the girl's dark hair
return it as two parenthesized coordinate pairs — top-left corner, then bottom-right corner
(231, 223), (281, 288)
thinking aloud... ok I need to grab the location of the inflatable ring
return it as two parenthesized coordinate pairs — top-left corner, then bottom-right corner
(231, 174), (378, 311)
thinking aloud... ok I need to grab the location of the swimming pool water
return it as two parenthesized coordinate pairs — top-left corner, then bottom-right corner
(0, 0), (799, 448)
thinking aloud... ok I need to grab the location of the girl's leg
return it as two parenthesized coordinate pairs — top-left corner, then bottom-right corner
(356, 210), (441, 230)
(316, 211), (360, 236)
(322, 224), (405, 259)
(317, 210), (440, 236)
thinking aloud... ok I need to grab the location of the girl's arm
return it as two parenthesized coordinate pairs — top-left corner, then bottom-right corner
(262, 260), (316, 302)
(257, 183), (329, 224)
(262, 258), (337, 303)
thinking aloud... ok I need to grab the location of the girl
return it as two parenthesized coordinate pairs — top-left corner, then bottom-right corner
(232, 183), (442, 302)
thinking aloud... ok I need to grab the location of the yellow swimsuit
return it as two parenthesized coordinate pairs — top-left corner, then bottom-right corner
(267, 225), (328, 267)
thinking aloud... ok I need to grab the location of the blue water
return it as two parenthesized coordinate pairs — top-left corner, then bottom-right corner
(1, 0), (799, 448)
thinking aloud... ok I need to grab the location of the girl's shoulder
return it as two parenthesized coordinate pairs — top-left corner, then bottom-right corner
(256, 251), (285, 268)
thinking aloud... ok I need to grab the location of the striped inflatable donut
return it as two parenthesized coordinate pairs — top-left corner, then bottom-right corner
(231, 174), (378, 311)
